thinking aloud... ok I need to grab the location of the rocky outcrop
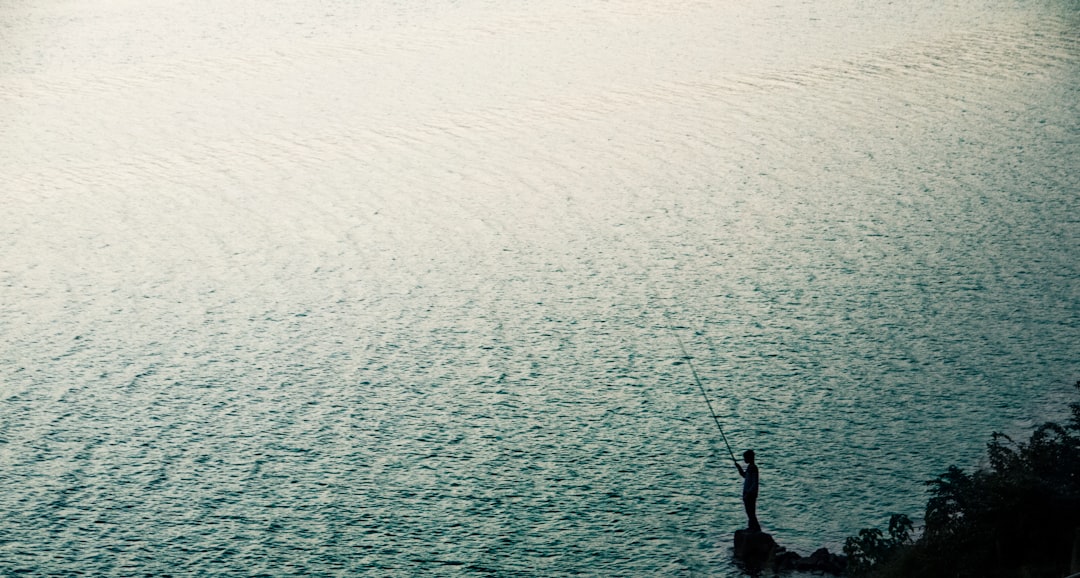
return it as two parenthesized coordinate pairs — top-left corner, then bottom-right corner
(734, 529), (779, 561)
(783, 547), (847, 575)
(733, 530), (847, 576)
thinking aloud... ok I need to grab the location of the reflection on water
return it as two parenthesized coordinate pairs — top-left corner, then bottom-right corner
(1, 0), (1078, 575)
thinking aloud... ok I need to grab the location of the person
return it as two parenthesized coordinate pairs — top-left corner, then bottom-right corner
(735, 449), (761, 532)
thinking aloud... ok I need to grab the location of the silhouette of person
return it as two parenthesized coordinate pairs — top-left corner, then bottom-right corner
(735, 449), (761, 532)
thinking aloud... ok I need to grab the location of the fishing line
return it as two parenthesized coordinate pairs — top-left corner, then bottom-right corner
(674, 330), (738, 465)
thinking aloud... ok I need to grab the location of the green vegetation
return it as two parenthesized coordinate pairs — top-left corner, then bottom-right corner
(844, 381), (1080, 578)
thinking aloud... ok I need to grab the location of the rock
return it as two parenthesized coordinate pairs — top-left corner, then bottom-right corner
(734, 529), (779, 562)
(793, 547), (847, 575)
(734, 532), (847, 576)
(773, 549), (802, 572)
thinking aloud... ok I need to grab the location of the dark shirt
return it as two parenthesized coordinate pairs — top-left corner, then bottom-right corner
(741, 463), (759, 496)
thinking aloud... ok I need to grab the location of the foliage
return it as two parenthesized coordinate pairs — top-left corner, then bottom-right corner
(843, 514), (913, 575)
(844, 381), (1080, 577)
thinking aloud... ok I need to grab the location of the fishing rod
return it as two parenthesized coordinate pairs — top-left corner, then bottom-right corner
(675, 331), (738, 465)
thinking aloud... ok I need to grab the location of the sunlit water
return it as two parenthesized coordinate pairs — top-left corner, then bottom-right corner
(2, 0), (1078, 575)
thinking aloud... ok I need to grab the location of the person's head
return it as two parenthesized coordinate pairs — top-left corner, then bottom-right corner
(743, 450), (755, 464)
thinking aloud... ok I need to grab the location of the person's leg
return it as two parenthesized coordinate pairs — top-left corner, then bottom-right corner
(744, 492), (761, 532)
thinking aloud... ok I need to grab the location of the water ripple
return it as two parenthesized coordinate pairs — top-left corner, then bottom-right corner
(2, 0), (1078, 576)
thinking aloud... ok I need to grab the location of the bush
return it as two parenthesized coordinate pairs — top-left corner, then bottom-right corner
(845, 381), (1080, 577)
(843, 514), (913, 575)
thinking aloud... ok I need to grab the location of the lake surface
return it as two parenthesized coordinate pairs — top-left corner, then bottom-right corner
(1, 0), (1078, 575)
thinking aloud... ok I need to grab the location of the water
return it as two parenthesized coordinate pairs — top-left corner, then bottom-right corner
(2, 0), (1078, 575)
